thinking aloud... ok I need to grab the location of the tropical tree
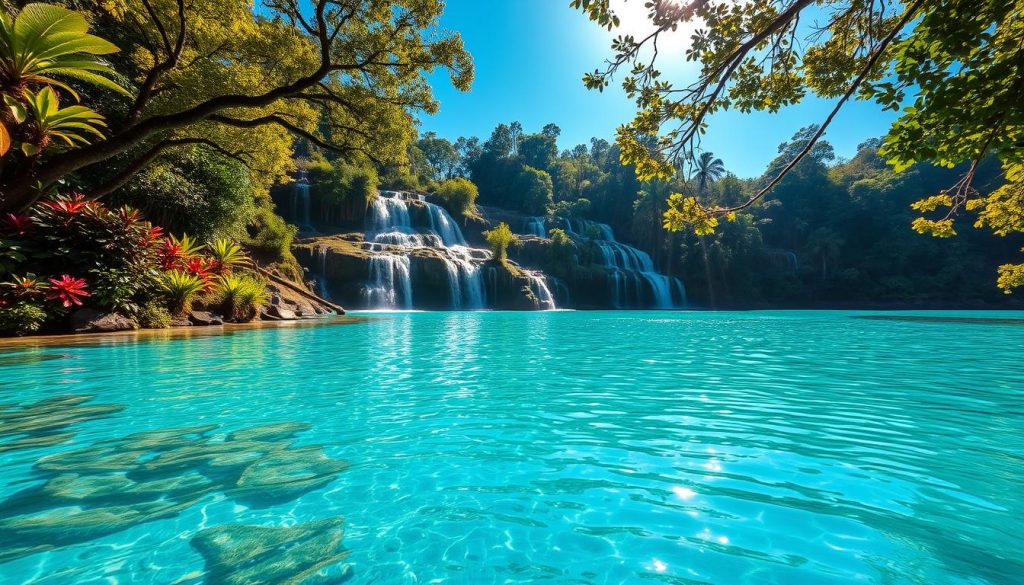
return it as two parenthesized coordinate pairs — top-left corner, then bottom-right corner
(575, 0), (1024, 291)
(0, 0), (474, 211)
(692, 152), (725, 196)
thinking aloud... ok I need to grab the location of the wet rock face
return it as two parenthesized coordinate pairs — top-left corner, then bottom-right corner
(482, 263), (542, 311)
(0, 408), (350, 565)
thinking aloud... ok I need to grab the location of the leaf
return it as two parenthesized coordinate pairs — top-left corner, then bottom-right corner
(0, 120), (9, 157)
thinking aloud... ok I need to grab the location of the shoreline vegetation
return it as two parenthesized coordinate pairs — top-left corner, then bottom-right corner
(1, 0), (1022, 338)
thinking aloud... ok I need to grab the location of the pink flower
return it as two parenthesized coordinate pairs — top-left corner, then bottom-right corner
(47, 275), (90, 308)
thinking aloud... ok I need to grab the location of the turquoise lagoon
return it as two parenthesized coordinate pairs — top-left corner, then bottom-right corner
(0, 311), (1021, 584)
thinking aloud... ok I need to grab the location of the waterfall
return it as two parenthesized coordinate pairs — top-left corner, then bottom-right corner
(561, 218), (682, 309)
(362, 191), (488, 310)
(295, 181), (311, 227)
(524, 216), (546, 237)
(364, 254), (412, 309)
(314, 245), (331, 300)
(525, 271), (557, 310)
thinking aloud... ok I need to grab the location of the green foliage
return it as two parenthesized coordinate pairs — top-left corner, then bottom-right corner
(110, 149), (257, 241)
(159, 270), (205, 316)
(545, 227), (577, 276)
(484, 222), (517, 264)
(207, 239), (247, 273)
(574, 0), (1024, 292)
(244, 206), (297, 262)
(433, 177), (479, 218)
(210, 273), (267, 322)
(514, 166), (554, 216)
(5, 86), (106, 155)
(307, 158), (379, 224)
(551, 198), (592, 220)
(0, 3), (128, 97)
(136, 301), (171, 329)
(0, 302), (46, 335)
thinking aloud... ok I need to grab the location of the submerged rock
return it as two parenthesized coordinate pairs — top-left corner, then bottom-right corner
(191, 517), (351, 585)
(0, 418), (349, 564)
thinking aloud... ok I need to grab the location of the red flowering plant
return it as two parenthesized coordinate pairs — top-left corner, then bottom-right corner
(47, 275), (90, 308)
(0, 213), (33, 237)
(1, 193), (165, 318)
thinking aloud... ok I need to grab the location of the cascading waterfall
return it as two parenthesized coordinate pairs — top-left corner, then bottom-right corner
(294, 171), (312, 228)
(524, 216), (546, 237)
(362, 191), (486, 309)
(314, 245), (331, 300)
(564, 218), (685, 309)
(525, 271), (557, 310)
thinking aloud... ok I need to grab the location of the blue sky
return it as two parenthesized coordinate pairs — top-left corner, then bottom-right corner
(421, 0), (899, 178)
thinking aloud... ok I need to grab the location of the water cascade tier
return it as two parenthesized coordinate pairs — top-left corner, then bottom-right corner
(521, 217), (686, 309)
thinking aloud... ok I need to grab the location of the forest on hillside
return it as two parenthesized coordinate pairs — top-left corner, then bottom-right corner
(328, 121), (1019, 308)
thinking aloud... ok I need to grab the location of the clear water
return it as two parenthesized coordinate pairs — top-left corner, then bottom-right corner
(0, 311), (1022, 585)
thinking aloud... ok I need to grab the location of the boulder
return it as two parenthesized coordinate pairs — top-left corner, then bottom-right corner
(70, 309), (135, 333)
(188, 311), (224, 326)
(264, 305), (297, 320)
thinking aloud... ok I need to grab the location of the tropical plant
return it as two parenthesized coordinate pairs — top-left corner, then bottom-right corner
(0, 238), (24, 273)
(159, 270), (205, 316)
(160, 233), (205, 271)
(28, 193), (162, 314)
(693, 153), (726, 197)
(210, 273), (267, 322)
(0, 302), (46, 335)
(0, 3), (128, 97)
(5, 86), (107, 155)
(46, 274), (89, 308)
(136, 301), (172, 329)
(484, 222), (517, 264)
(207, 239), (248, 274)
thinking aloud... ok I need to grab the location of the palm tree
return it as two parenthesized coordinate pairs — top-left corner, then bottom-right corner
(690, 152), (726, 308)
(693, 152), (726, 197)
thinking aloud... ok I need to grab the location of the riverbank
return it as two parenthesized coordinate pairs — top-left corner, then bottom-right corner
(0, 315), (371, 350)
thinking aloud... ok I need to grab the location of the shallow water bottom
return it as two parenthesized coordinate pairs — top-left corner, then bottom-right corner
(0, 310), (1021, 584)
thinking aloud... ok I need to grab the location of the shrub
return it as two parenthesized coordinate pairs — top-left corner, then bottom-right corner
(159, 270), (206, 316)
(26, 194), (163, 314)
(434, 177), (479, 218)
(245, 206), (297, 261)
(545, 228), (577, 276)
(109, 150), (257, 241)
(484, 222), (517, 264)
(137, 302), (172, 329)
(210, 273), (268, 322)
(0, 303), (47, 336)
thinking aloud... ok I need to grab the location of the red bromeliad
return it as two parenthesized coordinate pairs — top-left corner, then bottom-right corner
(47, 275), (90, 308)
(41, 193), (92, 215)
(0, 213), (33, 237)
(161, 238), (184, 271)
(184, 256), (215, 288)
(6, 275), (47, 299)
